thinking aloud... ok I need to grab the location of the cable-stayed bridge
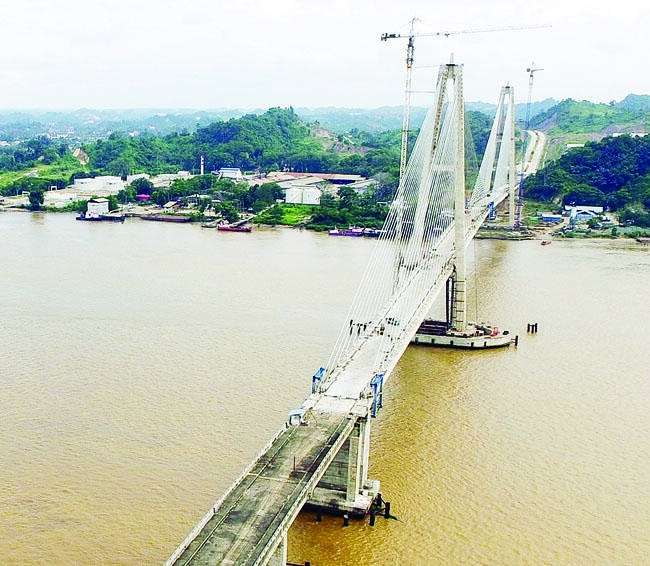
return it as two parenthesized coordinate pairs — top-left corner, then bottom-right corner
(165, 64), (520, 566)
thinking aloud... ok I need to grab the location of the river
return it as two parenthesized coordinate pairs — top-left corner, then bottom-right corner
(1, 212), (648, 565)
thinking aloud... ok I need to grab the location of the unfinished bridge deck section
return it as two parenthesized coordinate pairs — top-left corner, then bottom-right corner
(167, 409), (355, 566)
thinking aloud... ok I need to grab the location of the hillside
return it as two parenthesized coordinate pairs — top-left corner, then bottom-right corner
(532, 98), (650, 135)
(616, 94), (650, 111)
(524, 134), (650, 225)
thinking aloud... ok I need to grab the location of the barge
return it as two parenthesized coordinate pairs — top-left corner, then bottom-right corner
(76, 214), (125, 222)
(412, 319), (514, 349)
(140, 214), (191, 223)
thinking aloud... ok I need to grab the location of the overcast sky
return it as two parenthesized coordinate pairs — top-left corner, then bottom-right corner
(0, 0), (647, 110)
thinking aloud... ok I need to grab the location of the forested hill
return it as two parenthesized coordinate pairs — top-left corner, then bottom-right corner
(84, 107), (402, 177)
(78, 107), (494, 177)
(1, 107), (493, 199)
(524, 134), (650, 224)
(531, 98), (650, 136)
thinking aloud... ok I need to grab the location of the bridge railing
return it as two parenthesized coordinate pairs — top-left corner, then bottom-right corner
(164, 422), (290, 566)
(251, 416), (356, 566)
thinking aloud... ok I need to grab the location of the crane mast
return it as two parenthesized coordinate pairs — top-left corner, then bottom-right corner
(516, 63), (543, 227)
(398, 18), (418, 178)
(381, 23), (551, 182)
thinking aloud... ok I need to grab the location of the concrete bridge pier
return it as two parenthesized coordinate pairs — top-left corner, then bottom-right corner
(308, 414), (379, 514)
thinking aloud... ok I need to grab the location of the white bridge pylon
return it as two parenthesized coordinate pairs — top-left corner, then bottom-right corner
(318, 65), (516, 400)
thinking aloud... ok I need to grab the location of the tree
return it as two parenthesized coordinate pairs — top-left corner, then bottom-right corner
(252, 199), (268, 214)
(266, 205), (284, 224)
(197, 197), (210, 214)
(219, 202), (240, 223)
(337, 186), (358, 210)
(152, 190), (169, 206)
(117, 187), (136, 203)
(107, 194), (120, 211)
(28, 189), (44, 211)
(130, 177), (154, 195)
(107, 157), (134, 179)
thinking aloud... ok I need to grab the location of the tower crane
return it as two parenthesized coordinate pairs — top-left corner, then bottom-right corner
(381, 22), (551, 179)
(516, 63), (543, 227)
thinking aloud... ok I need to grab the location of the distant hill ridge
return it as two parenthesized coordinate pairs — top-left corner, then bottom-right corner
(1, 95), (647, 143)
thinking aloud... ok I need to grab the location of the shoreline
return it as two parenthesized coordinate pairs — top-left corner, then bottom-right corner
(2, 207), (649, 243)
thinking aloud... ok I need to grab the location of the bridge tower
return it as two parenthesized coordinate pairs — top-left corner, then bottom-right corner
(494, 86), (517, 227)
(450, 63), (467, 333)
(506, 85), (517, 227)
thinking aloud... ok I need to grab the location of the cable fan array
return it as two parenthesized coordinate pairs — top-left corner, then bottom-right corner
(323, 67), (462, 386)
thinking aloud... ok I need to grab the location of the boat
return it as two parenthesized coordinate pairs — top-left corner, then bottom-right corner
(412, 319), (514, 349)
(541, 240), (552, 245)
(329, 226), (364, 237)
(141, 214), (191, 223)
(201, 220), (219, 228)
(76, 213), (125, 222)
(100, 214), (126, 222)
(363, 228), (382, 238)
(217, 221), (252, 232)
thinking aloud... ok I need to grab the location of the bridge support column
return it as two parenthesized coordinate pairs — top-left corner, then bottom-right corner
(309, 416), (378, 514)
(267, 532), (287, 566)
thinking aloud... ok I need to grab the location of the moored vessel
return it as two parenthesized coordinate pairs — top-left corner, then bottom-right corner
(329, 226), (364, 237)
(141, 214), (191, 223)
(217, 221), (252, 232)
(412, 319), (514, 349)
(76, 213), (125, 222)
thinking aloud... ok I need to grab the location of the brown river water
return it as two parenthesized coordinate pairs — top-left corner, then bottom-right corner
(1, 212), (649, 565)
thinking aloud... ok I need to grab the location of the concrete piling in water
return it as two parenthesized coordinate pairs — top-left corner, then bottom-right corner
(343, 514), (349, 527)
(369, 510), (376, 526)
(514, 335), (519, 347)
(316, 507), (322, 523)
(384, 502), (391, 519)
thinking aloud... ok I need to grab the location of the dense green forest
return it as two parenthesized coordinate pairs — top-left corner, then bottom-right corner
(525, 134), (650, 225)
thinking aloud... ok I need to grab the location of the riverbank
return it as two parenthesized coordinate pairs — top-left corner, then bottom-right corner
(3, 205), (649, 243)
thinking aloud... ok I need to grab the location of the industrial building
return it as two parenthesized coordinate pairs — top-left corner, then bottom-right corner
(216, 167), (244, 181)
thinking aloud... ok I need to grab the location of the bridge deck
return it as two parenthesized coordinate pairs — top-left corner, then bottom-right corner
(169, 409), (355, 566)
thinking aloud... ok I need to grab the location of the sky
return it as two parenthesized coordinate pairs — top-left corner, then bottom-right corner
(0, 0), (648, 110)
